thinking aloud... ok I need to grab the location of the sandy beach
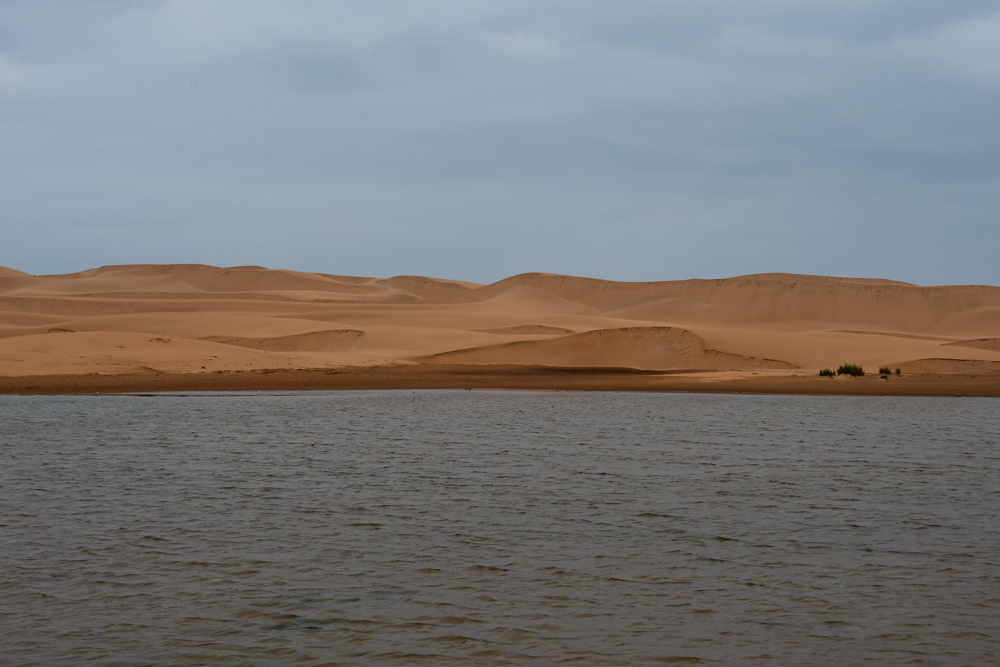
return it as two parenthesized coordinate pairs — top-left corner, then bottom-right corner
(2, 264), (999, 395)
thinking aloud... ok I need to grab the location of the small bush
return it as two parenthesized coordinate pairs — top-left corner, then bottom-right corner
(895, 368), (902, 376)
(879, 366), (892, 376)
(819, 368), (835, 377)
(837, 363), (865, 377)
(880, 373), (889, 380)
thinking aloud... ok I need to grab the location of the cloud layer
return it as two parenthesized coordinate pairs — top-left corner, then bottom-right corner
(2, 1), (998, 284)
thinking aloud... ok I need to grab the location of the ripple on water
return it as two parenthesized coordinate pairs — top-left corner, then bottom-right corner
(1, 391), (998, 665)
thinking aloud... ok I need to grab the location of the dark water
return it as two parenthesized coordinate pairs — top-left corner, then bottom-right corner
(1, 391), (999, 666)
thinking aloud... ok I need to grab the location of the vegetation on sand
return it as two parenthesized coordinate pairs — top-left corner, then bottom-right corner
(837, 363), (865, 377)
(819, 368), (836, 377)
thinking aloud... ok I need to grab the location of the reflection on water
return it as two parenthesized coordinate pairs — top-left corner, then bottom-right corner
(1, 391), (998, 665)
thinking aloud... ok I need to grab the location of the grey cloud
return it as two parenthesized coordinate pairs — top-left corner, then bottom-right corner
(1, 1), (998, 284)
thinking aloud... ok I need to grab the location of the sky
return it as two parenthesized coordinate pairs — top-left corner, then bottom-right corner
(1, 1), (999, 285)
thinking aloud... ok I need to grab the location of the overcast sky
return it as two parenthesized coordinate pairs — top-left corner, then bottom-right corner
(1, 1), (998, 284)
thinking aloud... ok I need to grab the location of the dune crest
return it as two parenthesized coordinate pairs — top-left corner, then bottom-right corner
(475, 325), (577, 336)
(1, 263), (999, 379)
(201, 330), (365, 352)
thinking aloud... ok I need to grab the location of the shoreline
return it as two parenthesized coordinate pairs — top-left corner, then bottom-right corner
(2, 364), (999, 397)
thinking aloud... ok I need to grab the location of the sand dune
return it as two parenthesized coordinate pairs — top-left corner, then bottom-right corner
(444, 272), (1000, 333)
(0, 266), (32, 279)
(2, 264), (1000, 385)
(377, 275), (480, 302)
(427, 327), (793, 371)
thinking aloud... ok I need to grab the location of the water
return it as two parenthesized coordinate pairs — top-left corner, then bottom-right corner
(1, 391), (998, 666)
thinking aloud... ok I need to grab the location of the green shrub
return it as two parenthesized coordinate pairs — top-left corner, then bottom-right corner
(895, 368), (902, 376)
(880, 373), (889, 379)
(837, 363), (865, 377)
(819, 368), (836, 377)
(879, 366), (892, 376)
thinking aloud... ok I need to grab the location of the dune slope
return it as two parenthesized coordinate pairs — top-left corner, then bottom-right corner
(427, 327), (793, 371)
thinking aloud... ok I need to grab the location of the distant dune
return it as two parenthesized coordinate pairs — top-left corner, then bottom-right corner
(2, 264), (1000, 392)
(0, 266), (31, 278)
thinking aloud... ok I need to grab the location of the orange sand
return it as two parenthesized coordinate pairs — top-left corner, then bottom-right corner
(2, 264), (999, 394)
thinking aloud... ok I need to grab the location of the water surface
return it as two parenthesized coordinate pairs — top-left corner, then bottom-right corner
(1, 391), (998, 665)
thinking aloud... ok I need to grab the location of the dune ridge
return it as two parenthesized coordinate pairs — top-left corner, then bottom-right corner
(475, 325), (577, 336)
(2, 264), (1000, 388)
(946, 338), (1000, 352)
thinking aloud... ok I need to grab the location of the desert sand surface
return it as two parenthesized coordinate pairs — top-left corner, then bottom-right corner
(2, 264), (999, 395)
